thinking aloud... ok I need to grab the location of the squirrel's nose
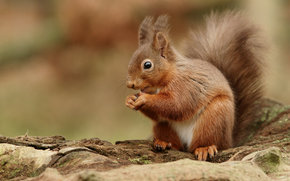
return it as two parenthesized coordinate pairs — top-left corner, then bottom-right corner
(126, 81), (135, 89)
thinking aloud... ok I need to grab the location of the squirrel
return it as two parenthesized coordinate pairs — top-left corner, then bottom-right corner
(125, 11), (265, 161)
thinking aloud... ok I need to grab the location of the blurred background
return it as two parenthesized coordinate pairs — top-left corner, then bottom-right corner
(0, 0), (289, 143)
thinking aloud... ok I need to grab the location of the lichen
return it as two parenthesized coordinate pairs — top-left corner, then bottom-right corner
(78, 171), (103, 181)
(0, 162), (35, 179)
(259, 105), (289, 125)
(9, 168), (22, 178)
(0, 144), (54, 180)
(272, 137), (290, 144)
(129, 155), (152, 164)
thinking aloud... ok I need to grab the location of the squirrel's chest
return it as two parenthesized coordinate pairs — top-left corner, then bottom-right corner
(170, 120), (195, 150)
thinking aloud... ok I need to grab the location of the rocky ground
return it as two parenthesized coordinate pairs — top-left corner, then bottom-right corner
(0, 99), (289, 181)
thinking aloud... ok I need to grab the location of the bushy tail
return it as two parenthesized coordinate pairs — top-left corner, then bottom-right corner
(183, 11), (266, 145)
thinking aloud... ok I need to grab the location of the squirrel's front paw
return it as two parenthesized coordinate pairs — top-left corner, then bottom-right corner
(125, 94), (138, 110)
(194, 145), (218, 161)
(125, 93), (147, 110)
(153, 138), (172, 152)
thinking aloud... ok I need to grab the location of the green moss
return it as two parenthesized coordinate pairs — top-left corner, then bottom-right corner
(112, 160), (118, 164)
(267, 106), (289, 122)
(0, 147), (40, 179)
(254, 148), (281, 174)
(28, 168), (43, 178)
(273, 137), (290, 144)
(259, 105), (289, 124)
(240, 104), (290, 146)
(129, 155), (152, 164)
(1, 159), (7, 166)
(79, 171), (102, 181)
(0, 163), (35, 179)
(9, 168), (22, 178)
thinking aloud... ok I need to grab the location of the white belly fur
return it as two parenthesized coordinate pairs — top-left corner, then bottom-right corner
(170, 120), (195, 150)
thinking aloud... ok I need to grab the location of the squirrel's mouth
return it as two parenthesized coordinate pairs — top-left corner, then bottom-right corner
(141, 87), (160, 94)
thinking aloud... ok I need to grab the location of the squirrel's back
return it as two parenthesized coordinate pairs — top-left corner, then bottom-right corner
(183, 11), (266, 145)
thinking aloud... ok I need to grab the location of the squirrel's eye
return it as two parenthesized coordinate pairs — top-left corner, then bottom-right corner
(141, 59), (154, 71)
(143, 61), (152, 69)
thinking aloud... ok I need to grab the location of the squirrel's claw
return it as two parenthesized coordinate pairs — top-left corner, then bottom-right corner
(194, 145), (218, 161)
(153, 138), (172, 152)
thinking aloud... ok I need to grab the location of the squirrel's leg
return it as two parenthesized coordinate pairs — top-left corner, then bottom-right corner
(153, 121), (183, 151)
(189, 95), (234, 161)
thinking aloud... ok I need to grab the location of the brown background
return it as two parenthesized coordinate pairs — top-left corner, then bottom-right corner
(0, 0), (289, 142)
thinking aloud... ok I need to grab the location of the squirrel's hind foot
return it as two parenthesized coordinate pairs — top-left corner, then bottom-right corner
(194, 145), (218, 161)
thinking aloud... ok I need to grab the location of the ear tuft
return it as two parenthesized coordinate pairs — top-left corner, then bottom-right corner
(138, 16), (154, 46)
(154, 15), (170, 34)
(138, 15), (170, 47)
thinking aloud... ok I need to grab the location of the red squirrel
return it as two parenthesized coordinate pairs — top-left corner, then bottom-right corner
(125, 11), (265, 161)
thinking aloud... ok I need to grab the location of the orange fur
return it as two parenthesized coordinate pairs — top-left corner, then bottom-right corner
(190, 95), (234, 151)
(125, 11), (265, 161)
(153, 122), (183, 150)
(183, 11), (266, 145)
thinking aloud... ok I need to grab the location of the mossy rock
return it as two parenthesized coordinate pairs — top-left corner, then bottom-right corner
(0, 99), (289, 180)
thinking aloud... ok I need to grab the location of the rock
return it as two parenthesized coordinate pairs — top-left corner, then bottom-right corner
(25, 168), (63, 181)
(242, 147), (282, 174)
(0, 143), (56, 180)
(242, 147), (290, 180)
(0, 99), (289, 181)
(53, 147), (121, 174)
(30, 159), (270, 181)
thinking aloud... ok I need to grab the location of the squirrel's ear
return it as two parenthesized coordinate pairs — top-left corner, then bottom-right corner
(152, 15), (171, 58)
(138, 16), (154, 46)
(154, 32), (169, 57)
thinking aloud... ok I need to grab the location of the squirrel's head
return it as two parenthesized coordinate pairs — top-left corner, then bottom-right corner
(127, 15), (175, 94)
